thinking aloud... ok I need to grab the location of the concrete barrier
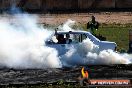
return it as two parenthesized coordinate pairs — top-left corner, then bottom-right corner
(24, 0), (41, 10)
(0, 0), (132, 13)
(116, 0), (132, 8)
(78, 0), (115, 9)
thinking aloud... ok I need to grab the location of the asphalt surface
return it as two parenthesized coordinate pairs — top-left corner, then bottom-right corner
(0, 64), (131, 85)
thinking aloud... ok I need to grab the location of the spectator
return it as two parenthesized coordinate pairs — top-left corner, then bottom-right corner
(57, 34), (66, 44)
(87, 16), (99, 35)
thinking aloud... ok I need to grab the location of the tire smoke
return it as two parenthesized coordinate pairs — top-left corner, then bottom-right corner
(0, 7), (132, 69)
(0, 14), (62, 69)
(59, 20), (132, 67)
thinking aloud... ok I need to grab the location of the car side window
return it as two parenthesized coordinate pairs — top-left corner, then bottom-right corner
(71, 34), (87, 43)
(81, 34), (87, 41)
(46, 33), (87, 44)
(71, 34), (80, 43)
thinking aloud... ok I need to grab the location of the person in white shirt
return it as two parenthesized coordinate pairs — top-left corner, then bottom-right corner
(65, 34), (72, 44)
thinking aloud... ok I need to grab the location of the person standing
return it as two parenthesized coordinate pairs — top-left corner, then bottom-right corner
(87, 16), (99, 35)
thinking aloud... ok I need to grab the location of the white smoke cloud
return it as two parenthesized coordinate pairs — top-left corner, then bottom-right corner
(59, 20), (132, 67)
(61, 39), (132, 67)
(58, 19), (75, 31)
(0, 14), (62, 69)
(0, 12), (132, 69)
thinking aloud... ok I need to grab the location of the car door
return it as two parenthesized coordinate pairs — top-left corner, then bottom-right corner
(46, 33), (88, 56)
(61, 33), (88, 55)
(45, 33), (70, 56)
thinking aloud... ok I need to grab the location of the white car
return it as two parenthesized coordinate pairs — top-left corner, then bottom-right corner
(46, 31), (117, 55)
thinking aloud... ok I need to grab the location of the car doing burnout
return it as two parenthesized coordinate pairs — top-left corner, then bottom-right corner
(46, 31), (117, 55)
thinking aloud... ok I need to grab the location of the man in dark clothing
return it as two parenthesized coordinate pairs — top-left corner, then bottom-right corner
(87, 16), (99, 35)
(57, 34), (66, 44)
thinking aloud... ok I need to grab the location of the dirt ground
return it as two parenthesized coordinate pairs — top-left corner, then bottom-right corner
(38, 12), (132, 25)
(0, 65), (131, 85)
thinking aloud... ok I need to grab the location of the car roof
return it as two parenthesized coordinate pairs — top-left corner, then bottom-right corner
(56, 31), (90, 34)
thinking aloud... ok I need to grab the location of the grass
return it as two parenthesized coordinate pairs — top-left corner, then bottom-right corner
(97, 27), (129, 51)
(81, 23), (132, 52)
